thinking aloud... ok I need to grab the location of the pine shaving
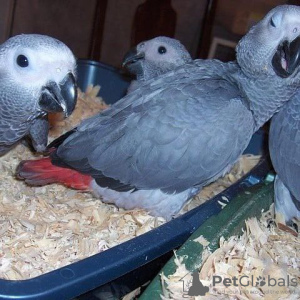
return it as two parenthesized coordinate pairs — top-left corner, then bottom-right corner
(48, 85), (109, 139)
(122, 287), (141, 300)
(193, 236), (210, 247)
(0, 86), (261, 280)
(161, 205), (300, 299)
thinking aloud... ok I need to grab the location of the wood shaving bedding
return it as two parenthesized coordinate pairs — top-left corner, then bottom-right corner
(0, 86), (260, 280)
(161, 205), (300, 299)
(48, 85), (109, 139)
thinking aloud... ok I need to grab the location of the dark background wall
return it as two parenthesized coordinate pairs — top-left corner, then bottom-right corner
(0, 0), (294, 68)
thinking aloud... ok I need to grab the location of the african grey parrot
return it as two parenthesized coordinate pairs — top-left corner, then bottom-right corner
(0, 34), (77, 154)
(269, 90), (300, 225)
(122, 36), (192, 93)
(17, 5), (300, 220)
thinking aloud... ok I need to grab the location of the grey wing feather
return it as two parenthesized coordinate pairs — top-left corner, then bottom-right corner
(55, 61), (254, 193)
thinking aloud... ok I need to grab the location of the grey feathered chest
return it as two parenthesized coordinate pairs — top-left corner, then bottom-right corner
(270, 91), (300, 200)
(0, 84), (42, 149)
(231, 70), (300, 132)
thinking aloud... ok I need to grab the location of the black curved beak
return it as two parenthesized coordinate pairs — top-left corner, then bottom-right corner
(39, 73), (77, 117)
(122, 47), (145, 68)
(272, 36), (300, 78)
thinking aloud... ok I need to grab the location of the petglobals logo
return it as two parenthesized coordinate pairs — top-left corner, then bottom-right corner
(179, 271), (298, 298)
(212, 275), (298, 288)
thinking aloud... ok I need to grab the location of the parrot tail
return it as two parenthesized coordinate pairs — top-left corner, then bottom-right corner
(16, 157), (92, 190)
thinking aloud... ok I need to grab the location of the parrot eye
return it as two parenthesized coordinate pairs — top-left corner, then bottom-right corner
(158, 46), (167, 54)
(270, 17), (276, 28)
(16, 55), (29, 67)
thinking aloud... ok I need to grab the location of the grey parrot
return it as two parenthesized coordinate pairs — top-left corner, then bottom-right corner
(0, 34), (77, 154)
(122, 36), (192, 93)
(269, 90), (300, 225)
(17, 5), (300, 220)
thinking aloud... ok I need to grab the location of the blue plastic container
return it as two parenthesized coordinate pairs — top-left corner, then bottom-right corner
(76, 59), (131, 104)
(0, 60), (271, 300)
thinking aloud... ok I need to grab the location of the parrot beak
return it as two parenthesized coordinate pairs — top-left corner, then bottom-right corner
(122, 47), (145, 68)
(39, 73), (77, 117)
(272, 35), (300, 78)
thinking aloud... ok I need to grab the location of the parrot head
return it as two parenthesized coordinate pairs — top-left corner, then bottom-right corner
(122, 36), (192, 81)
(237, 5), (300, 79)
(0, 34), (77, 117)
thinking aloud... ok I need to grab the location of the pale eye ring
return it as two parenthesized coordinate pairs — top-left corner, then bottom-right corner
(293, 27), (298, 33)
(17, 54), (29, 67)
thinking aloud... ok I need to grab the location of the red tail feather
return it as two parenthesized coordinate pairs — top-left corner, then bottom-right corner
(17, 157), (92, 190)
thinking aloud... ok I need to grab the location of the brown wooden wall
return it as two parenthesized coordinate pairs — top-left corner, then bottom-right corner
(0, 0), (207, 67)
(0, 0), (294, 68)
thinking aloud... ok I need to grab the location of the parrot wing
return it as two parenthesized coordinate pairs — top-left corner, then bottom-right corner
(53, 64), (254, 193)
